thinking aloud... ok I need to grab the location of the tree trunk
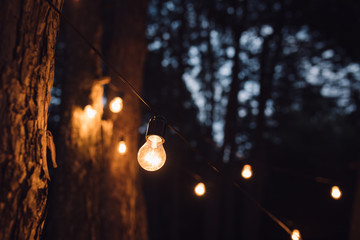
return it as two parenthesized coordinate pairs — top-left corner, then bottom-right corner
(47, 0), (149, 239)
(101, 0), (149, 239)
(221, 0), (248, 163)
(46, 0), (104, 239)
(220, 0), (248, 238)
(350, 165), (360, 240)
(243, 20), (283, 240)
(0, 0), (63, 239)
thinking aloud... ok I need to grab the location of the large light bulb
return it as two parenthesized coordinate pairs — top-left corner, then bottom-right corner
(137, 135), (166, 171)
(291, 229), (301, 240)
(331, 186), (342, 200)
(194, 182), (206, 197)
(109, 97), (123, 113)
(241, 164), (253, 179)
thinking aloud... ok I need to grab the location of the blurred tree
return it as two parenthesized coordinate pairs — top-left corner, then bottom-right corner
(45, 0), (104, 239)
(0, 0), (63, 239)
(101, 0), (149, 239)
(140, 0), (360, 239)
(45, 0), (149, 239)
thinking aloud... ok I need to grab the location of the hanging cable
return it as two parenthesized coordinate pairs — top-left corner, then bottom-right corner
(167, 122), (294, 236)
(44, 0), (153, 113)
(45, 1), (301, 237)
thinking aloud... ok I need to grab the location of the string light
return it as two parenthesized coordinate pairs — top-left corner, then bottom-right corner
(331, 186), (342, 200)
(44, 2), (340, 238)
(241, 164), (253, 179)
(291, 229), (301, 240)
(84, 105), (97, 119)
(118, 140), (126, 154)
(137, 116), (167, 171)
(194, 182), (206, 196)
(109, 97), (123, 113)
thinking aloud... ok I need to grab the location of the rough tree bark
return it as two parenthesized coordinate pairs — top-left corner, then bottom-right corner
(0, 0), (63, 239)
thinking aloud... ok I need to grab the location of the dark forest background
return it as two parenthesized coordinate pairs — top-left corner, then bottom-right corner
(46, 0), (360, 240)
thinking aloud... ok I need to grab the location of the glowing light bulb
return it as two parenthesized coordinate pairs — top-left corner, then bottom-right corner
(109, 97), (123, 113)
(118, 140), (126, 154)
(241, 164), (253, 179)
(85, 105), (97, 119)
(137, 135), (166, 171)
(194, 182), (206, 196)
(291, 229), (301, 240)
(331, 186), (342, 200)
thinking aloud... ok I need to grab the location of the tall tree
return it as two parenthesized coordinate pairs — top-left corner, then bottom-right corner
(0, 0), (63, 239)
(46, 0), (104, 239)
(101, 0), (149, 239)
(46, 0), (149, 239)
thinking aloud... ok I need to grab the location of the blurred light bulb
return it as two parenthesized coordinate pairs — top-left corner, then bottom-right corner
(137, 135), (166, 171)
(194, 182), (206, 196)
(118, 140), (126, 154)
(331, 186), (342, 199)
(291, 229), (301, 240)
(85, 105), (97, 119)
(109, 97), (123, 113)
(241, 164), (253, 179)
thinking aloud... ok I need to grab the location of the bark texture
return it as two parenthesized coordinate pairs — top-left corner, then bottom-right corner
(0, 0), (63, 239)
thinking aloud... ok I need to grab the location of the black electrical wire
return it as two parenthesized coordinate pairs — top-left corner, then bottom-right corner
(44, 0), (153, 113)
(45, 0), (299, 238)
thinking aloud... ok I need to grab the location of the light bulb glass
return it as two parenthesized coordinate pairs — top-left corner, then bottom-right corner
(194, 182), (206, 196)
(109, 97), (123, 113)
(241, 164), (253, 179)
(291, 229), (301, 240)
(331, 186), (342, 199)
(137, 135), (166, 171)
(85, 105), (97, 119)
(118, 141), (126, 154)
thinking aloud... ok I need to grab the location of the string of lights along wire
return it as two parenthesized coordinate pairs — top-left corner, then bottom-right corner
(45, 0), (344, 239)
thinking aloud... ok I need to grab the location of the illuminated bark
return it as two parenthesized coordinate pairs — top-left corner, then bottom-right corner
(0, 0), (63, 239)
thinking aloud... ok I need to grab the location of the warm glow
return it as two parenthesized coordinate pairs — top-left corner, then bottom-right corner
(109, 97), (123, 113)
(137, 135), (166, 171)
(84, 105), (97, 119)
(291, 229), (301, 240)
(241, 164), (253, 179)
(331, 186), (342, 199)
(194, 182), (206, 196)
(118, 141), (126, 154)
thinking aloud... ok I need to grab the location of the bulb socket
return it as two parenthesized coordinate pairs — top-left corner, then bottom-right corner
(146, 115), (167, 141)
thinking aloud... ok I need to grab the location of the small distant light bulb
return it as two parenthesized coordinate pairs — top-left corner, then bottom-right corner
(137, 135), (166, 171)
(118, 141), (126, 154)
(331, 186), (342, 200)
(291, 229), (301, 240)
(109, 97), (123, 113)
(85, 105), (97, 119)
(241, 164), (253, 179)
(194, 182), (206, 196)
